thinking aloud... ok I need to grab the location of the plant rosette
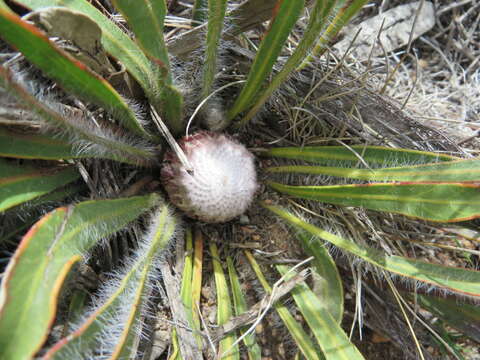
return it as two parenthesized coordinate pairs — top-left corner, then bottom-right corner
(161, 131), (258, 223)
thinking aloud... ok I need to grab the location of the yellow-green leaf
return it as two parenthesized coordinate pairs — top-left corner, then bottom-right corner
(268, 181), (480, 222)
(263, 203), (480, 297)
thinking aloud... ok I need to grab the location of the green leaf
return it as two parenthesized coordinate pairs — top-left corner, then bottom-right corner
(267, 181), (480, 222)
(111, 0), (170, 78)
(0, 66), (156, 165)
(0, 160), (79, 212)
(157, 84), (184, 136)
(201, 0), (227, 98)
(300, 0), (369, 69)
(240, 0), (337, 125)
(0, 184), (83, 245)
(245, 251), (322, 360)
(15, 0), (154, 98)
(169, 328), (182, 360)
(265, 145), (456, 166)
(179, 227), (194, 322)
(0, 194), (160, 360)
(268, 158), (480, 183)
(210, 242), (239, 360)
(177, 227), (203, 352)
(262, 203), (480, 297)
(46, 204), (177, 359)
(0, 128), (73, 160)
(276, 265), (364, 360)
(0, 0), (11, 11)
(16, 0), (184, 134)
(227, 0), (305, 121)
(191, 229), (204, 336)
(227, 257), (262, 360)
(192, 0), (208, 23)
(0, 128), (91, 160)
(9, 183), (84, 213)
(296, 232), (343, 323)
(110, 0), (184, 133)
(0, 9), (150, 138)
(412, 293), (480, 343)
(62, 289), (88, 336)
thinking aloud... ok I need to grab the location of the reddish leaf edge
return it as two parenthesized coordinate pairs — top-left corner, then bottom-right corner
(0, 208), (83, 356)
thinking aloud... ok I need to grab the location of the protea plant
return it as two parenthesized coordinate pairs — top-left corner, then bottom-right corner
(0, 1), (479, 359)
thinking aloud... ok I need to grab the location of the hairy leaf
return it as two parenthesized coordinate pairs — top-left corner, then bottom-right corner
(45, 204), (177, 359)
(0, 66), (156, 165)
(111, 0), (183, 133)
(300, 0), (369, 68)
(0, 9), (150, 138)
(241, 0), (337, 124)
(263, 203), (480, 297)
(0, 160), (79, 212)
(0, 194), (160, 360)
(15, 0), (155, 98)
(268, 158), (480, 183)
(265, 145), (456, 166)
(268, 181), (480, 222)
(0, 128), (95, 160)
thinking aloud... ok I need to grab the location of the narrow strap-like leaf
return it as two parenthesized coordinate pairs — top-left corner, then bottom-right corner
(240, 0), (338, 125)
(262, 203), (480, 297)
(0, 184), (84, 246)
(210, 242), (239, 359)
(227, 257), (262, 360)
(17, 0), (184, 135)
(296, 232), (343, 324)
(265, 145), (457, 166)
(268, 158), (480, 183)
(227, 0), (305, 121)
(110, 0), (183, 134)
(192, 0), (208, 23)
(108, 206), (177, 360)
(276, 265), (365, 360)
(0, 159), (79, 212)
(0, 128), (74, 160)
(15, 0), (154, 100)
(192, 229), (204, 333)
(0, 66), (156, 165)
(177, 228), (203, 352)
(44, 204), (176, 359)
(201, 0), (227, 98)
(245, 251), (322, 360)
(111, 0), (170, 79)
(299, 0), (369, 68)
(268, 181), (480, 222)
(412, 293), (480, 343)
(0, 9), (151, 138)
(0, 194), (160, 360)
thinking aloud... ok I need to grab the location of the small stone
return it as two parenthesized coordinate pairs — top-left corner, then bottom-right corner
(239, 215), (250, 224)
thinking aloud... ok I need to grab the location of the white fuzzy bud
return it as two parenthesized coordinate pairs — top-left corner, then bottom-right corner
(161, 131), (258, 223)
